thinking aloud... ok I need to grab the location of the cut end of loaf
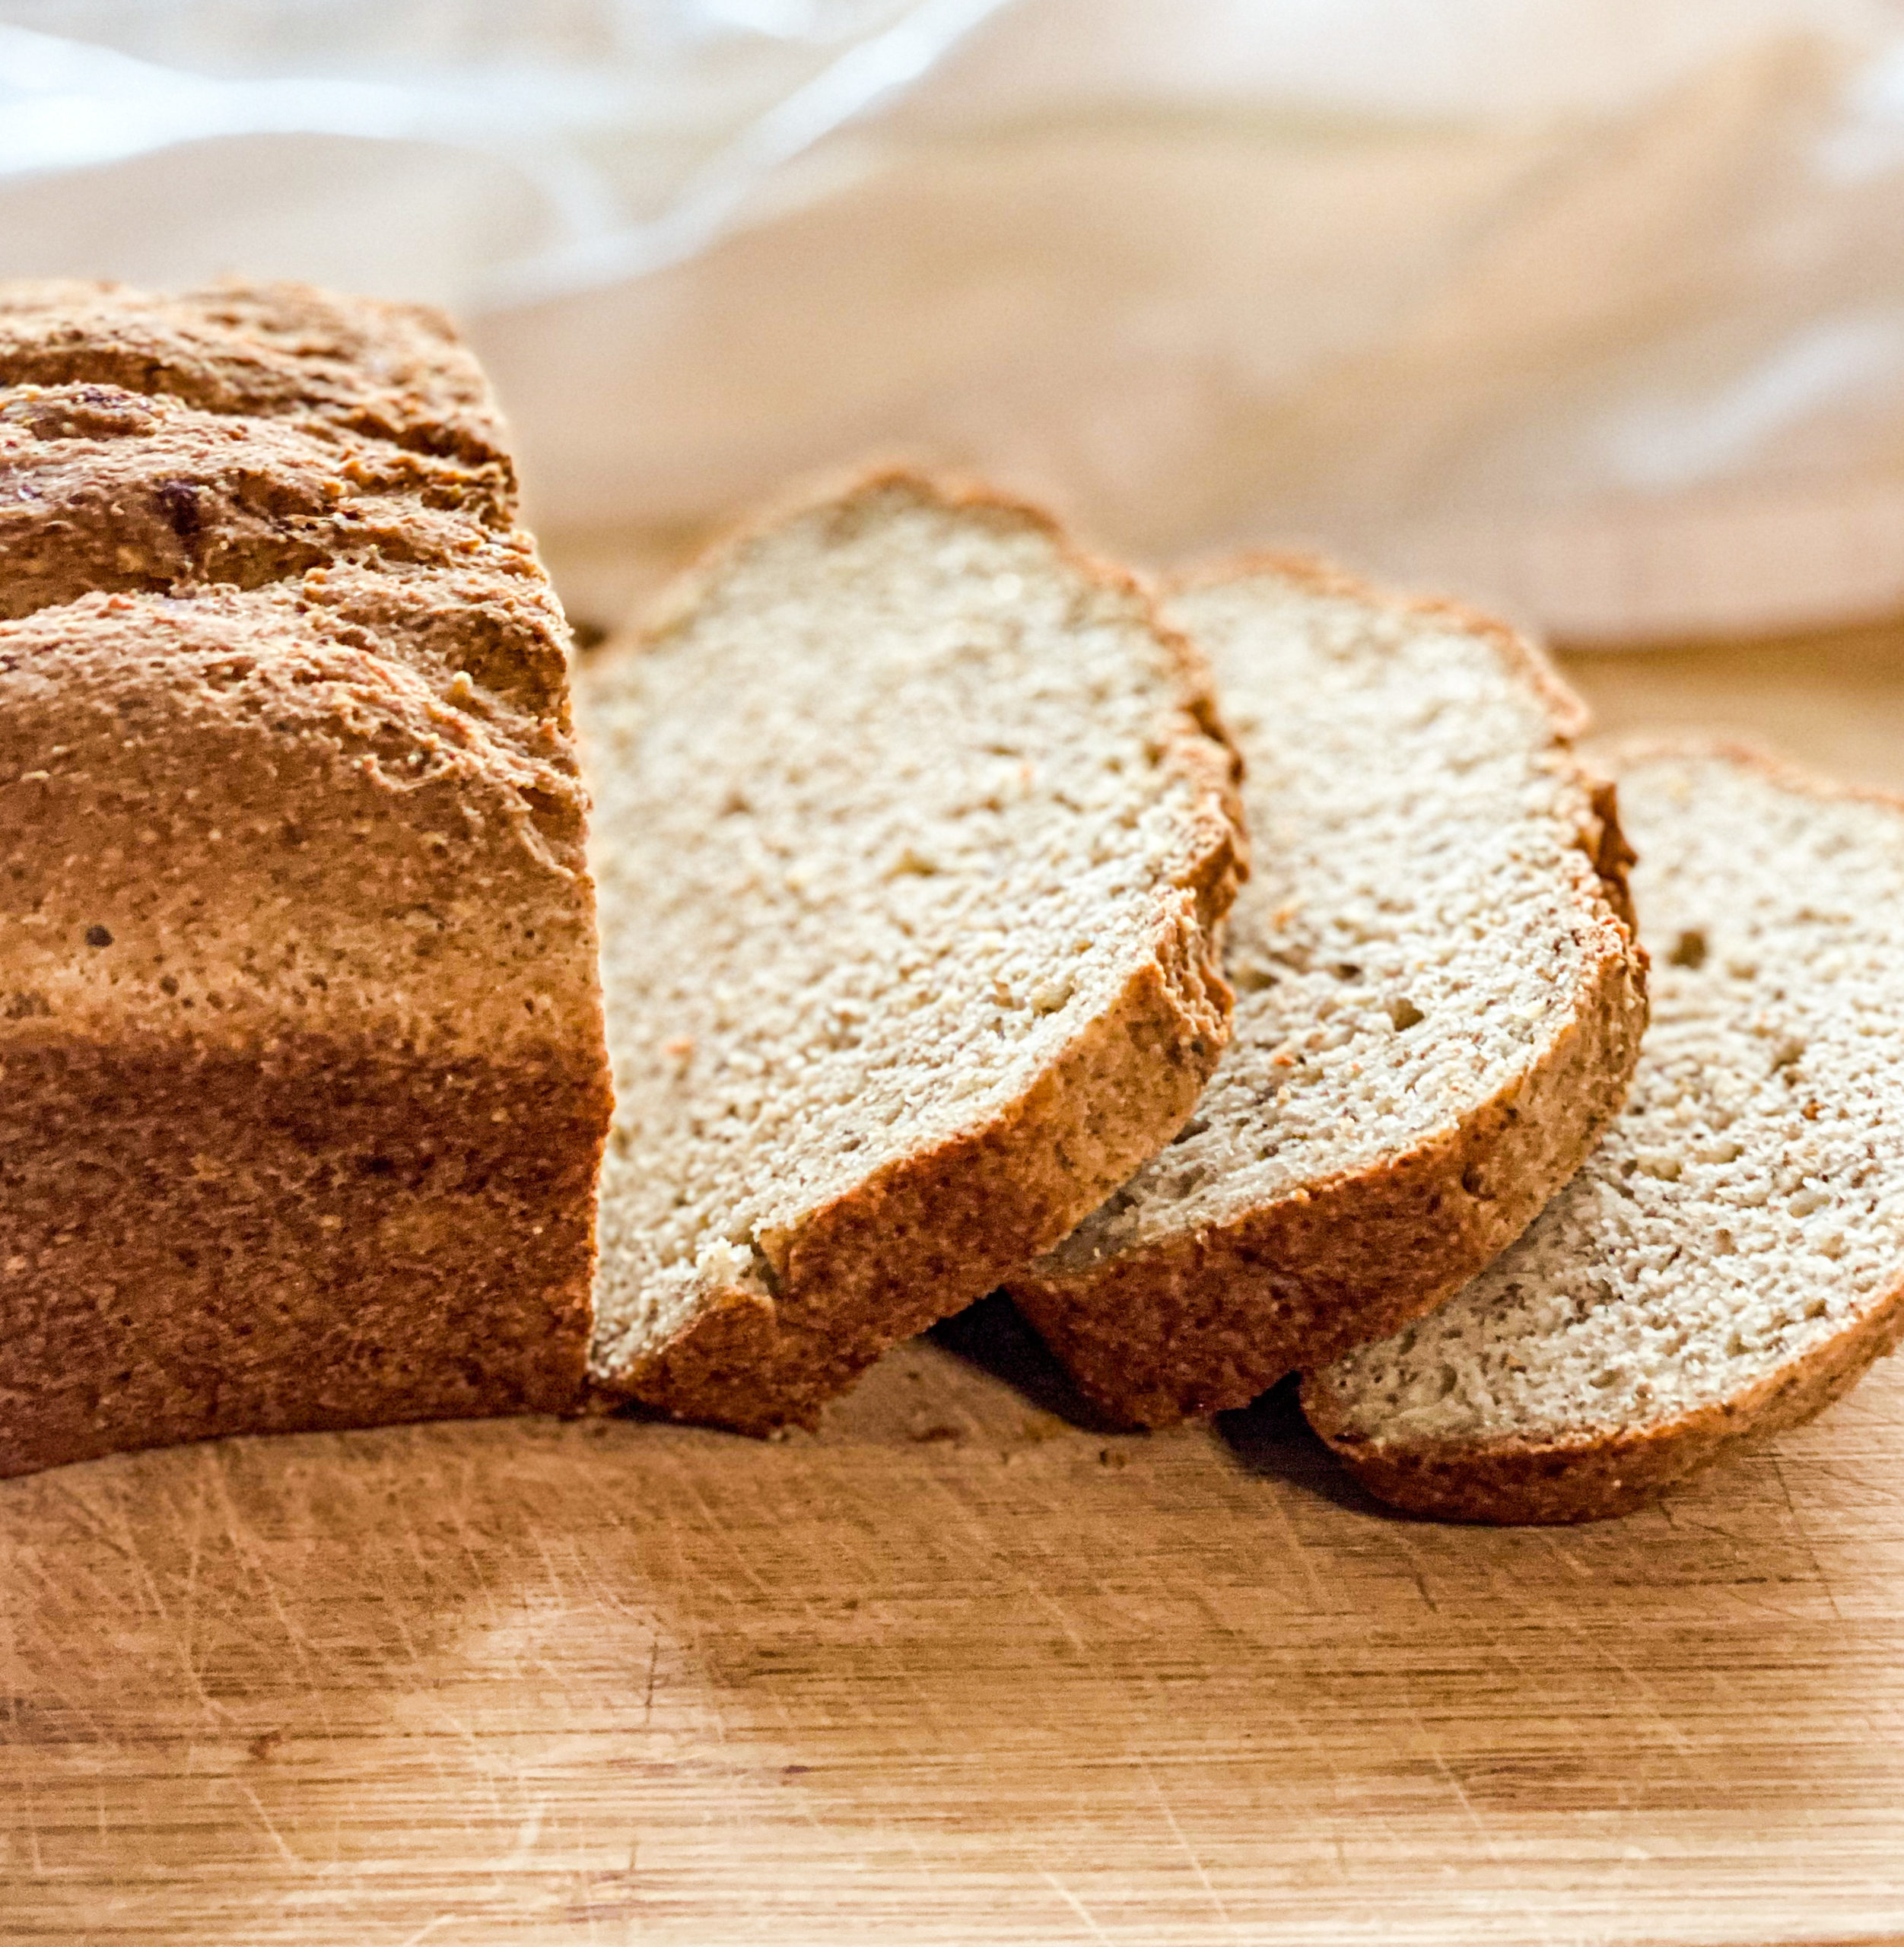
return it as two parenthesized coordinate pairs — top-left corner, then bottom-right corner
(1305, 745), (1904, 1522)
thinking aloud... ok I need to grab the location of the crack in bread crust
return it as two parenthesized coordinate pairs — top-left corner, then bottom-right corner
(0, 383), (517, 622)
(0, 278), (512, 475)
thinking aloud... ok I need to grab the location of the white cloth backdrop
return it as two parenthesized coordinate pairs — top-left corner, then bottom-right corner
(4, 0), (1904, 640)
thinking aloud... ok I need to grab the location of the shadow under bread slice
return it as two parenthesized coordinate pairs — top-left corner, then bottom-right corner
(1304, 745), (1904, 1523)
(1008, 557), (1648, 1428)
(579, 471), (1246, 1434)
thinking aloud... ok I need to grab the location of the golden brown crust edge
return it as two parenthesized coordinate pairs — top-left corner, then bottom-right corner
(1004, 553), (1647, 1428)
(1299, 1283), (1904, 1524)
(1298, 738), (1904, 1523)
(586, 469), (1247, 1433)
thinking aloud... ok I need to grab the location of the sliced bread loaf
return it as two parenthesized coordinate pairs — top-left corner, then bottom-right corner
(579, 473), (1245, 1434)
(0, 281), (610, 1478)
(1008, 559), (1648, 1427)
(1303, 746), (1904, 1523)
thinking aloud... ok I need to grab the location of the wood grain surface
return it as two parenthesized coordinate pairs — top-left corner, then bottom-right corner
(6, 623), (1904, 1947)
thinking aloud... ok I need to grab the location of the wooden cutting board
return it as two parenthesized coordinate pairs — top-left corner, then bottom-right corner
(6, 627), (1904, 1947)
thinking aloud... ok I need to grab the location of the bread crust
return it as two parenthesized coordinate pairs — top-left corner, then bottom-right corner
(1007, 554), (1648, 1428)
(0, 383), (517, 621)
(586, 468), (1246, 1432)
(0, 1034), (604, 1479)
(1299, 1283), (1904, 1523)
(604, 885), (1235, 1433)
(1301, 739), (1904, 1523)
(0, 278), (511, 476)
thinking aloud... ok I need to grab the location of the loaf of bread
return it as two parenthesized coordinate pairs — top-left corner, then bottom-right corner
(1304, 746), (1904, 1523)
(1008, 559), (1648, 1425)
(579, 473), (1246, 1433)
(0, 281), (612, 1477)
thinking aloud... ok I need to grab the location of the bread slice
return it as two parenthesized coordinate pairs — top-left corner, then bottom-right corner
(0, 282), (611, 1478)
(579, 473), (1245, 1434)
(1303, 745), (1904, 1523)
(1008, 559), (1648, 1427)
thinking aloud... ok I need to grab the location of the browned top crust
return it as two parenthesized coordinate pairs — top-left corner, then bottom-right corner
(0, 279), (511, 481)
(0, 276), (583, 980)
(2, 573), (585, 848)
(2, 582), (593, 1065)
(0, 382), (520, 621)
